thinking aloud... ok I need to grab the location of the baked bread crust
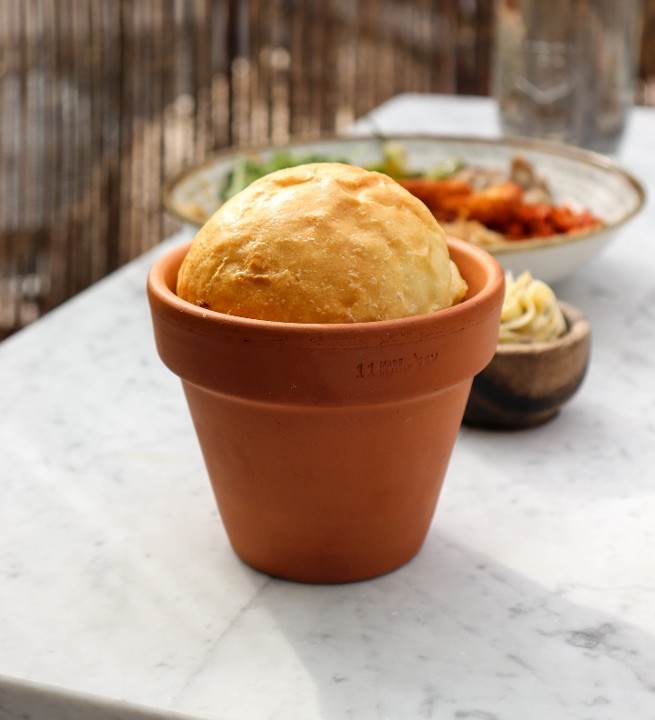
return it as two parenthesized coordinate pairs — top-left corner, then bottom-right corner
(177, 162), (467, 323)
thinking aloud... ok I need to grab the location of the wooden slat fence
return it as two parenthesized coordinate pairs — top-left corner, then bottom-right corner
(1, 0), (652, 339)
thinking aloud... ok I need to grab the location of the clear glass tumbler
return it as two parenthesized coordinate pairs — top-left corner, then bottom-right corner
(493, 0), (643, 154)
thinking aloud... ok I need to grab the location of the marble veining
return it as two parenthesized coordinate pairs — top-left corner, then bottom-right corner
(1, 96), (655, 720)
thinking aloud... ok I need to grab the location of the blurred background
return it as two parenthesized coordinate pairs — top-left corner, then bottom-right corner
(1, 0), (654, 339)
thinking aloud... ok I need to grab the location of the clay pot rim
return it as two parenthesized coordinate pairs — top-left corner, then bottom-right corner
(148, 236), (505, 341)
(493, 302), (590, 357)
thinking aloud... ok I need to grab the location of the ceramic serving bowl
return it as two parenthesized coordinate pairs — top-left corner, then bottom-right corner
(463, 301), (591, 430)
(163, 134), (645, 284)
(148, 238), (504, 584)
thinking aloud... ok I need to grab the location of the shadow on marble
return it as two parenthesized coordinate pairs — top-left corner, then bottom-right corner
(166, 531), (655, 720)
(459, 405), (655, 504)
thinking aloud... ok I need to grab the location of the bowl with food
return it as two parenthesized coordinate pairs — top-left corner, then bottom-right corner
(163, 134), (645, 284)
(150, 162), (505, 583)
(463, 271), (591, 430)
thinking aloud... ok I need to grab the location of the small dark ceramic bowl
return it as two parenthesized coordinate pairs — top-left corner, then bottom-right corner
(463, 301), (591, 430)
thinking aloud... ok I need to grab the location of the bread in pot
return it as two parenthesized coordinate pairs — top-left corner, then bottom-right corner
(177, 162), (467, 323)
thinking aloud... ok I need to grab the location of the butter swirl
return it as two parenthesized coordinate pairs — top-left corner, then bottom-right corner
(499, 271), (566, 344)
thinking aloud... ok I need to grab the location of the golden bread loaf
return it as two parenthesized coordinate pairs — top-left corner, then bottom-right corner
(176, 162), (467, 323)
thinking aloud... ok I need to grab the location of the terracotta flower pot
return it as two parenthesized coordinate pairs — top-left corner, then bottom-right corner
(147, 238), (504, 583)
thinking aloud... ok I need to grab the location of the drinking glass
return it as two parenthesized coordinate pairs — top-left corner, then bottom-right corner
(493, 0), (643, 154)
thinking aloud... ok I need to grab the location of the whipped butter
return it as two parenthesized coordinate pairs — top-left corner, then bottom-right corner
(499, 271), (566, 344)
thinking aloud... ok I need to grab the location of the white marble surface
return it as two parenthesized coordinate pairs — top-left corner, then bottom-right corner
(1, 94), (655, 720)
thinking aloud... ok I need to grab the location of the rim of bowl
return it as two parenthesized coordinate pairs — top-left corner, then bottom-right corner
(494, 301), (590, 354)
(162, 133), (646, 255)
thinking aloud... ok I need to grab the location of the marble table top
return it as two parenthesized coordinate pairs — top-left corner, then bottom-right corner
(1, 94), (655, 720)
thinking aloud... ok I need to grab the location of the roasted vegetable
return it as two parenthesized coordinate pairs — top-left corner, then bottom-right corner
(217, 144), (603, 241)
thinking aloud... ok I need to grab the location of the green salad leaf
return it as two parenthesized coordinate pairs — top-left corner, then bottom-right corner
(217, 143), (465, 201)
(220, 151), (347, 201)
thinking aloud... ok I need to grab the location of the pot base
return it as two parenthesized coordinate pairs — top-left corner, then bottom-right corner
(184, 381), (469, 584)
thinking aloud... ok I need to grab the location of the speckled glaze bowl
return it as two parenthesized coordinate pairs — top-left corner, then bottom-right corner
(463, 302), (591, 430)
(163, 134), (645, 284)
(148, 238), (504, 584)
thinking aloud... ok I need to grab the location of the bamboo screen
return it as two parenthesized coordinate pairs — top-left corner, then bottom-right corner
(0, 0), (496, 339)
(1, 0), (651, 339)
